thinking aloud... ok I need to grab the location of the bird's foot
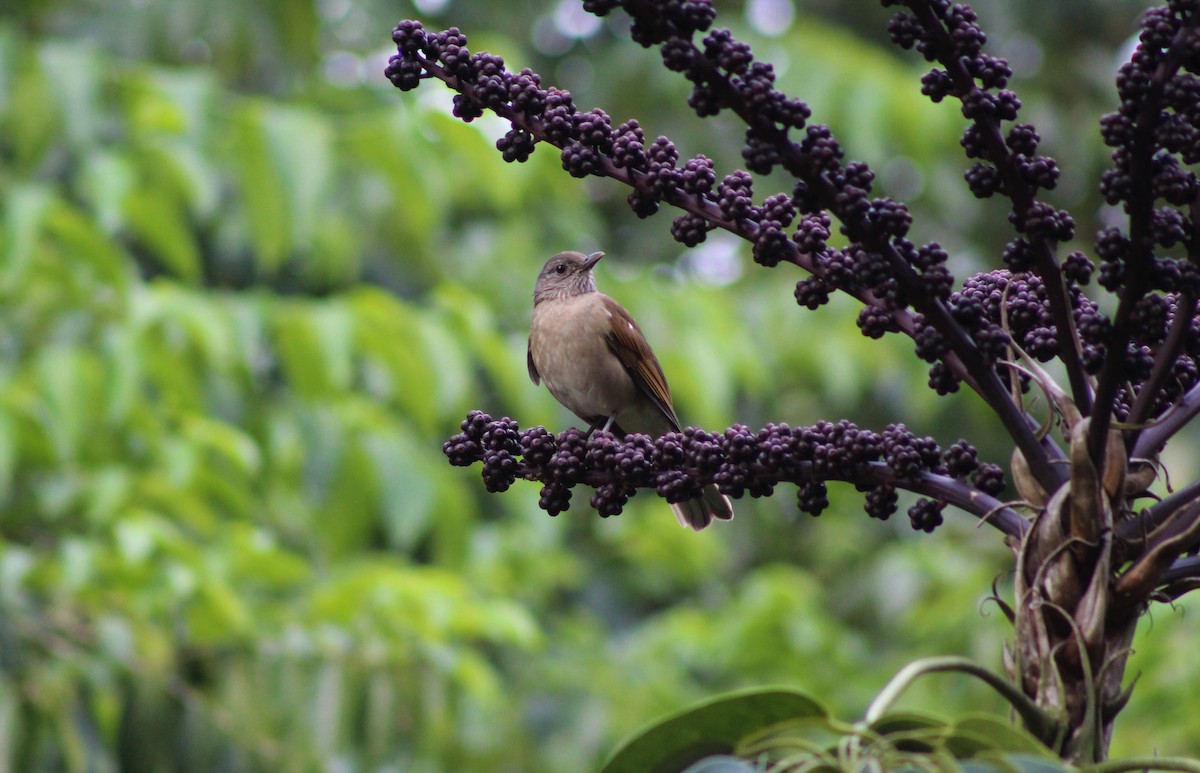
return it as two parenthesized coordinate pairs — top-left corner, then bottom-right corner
(583, 414), (618, 438)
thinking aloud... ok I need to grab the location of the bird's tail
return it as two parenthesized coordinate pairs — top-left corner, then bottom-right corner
(670, 484), (734, 531)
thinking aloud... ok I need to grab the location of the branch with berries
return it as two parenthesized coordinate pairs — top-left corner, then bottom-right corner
(390, 1), (1200, 602)
(444, 410), (1023, 537)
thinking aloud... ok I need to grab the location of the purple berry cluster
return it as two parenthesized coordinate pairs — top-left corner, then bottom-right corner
(1086, 2), (1200, 446)
(386, 3), (1073, 499)
(443, 411), (1019, 535)
(409, 5), (1200, 747)
(416, 2), (1200, 604)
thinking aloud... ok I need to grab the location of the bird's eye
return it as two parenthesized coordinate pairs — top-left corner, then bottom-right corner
(554, 263), (567, 274)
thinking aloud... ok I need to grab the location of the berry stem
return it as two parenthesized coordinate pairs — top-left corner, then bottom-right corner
(412, 52), (846, 281)
(1127, 292), (1196, 431)
(903, 0), (1094, 416)
(1157, 554), (1200, 600)
(1131, 378), (1200, 459)
(1089, 14), (1200, 468)
(1118, 476), (1200, 544)
(627, 9), (1063, 495)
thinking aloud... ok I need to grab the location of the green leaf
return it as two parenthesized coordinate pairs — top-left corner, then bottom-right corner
(123, 187), (202, 282)
(0, 411), (15, 502)
(869, 710), (947, 754)
(783, 20), (962, 170)
(0, 182), (51, 292)
(272, 300), (354, 398)
(260, 105), (332, 250)
(82, 466), (132, 525)
(431, 282), (546, 424)
(34, 346), (101, 464)
(946, 715), (1055, 758)
(125, 69), (215, 141)
(180, 414), (263, 478)
(345, 287), (441, 432)
(43, 197), (131, 292)
(601, 688), (829, 773)
(78, 150), (135, 233)
(362, 429), (434, 551)
(226, 525), (310, 589)
(344, 108), (437, 267)
(231, 103), (290, 268)
(144, 284), (236, 370)
(39, 41), (102, 149)
(679, 757), (761, 773)
(413, 309), (472, 421)
(428, 111), (518, 211)
(321, 433), (381, 555)
(186, 578), (253, 645)
(131, 139), (220, 226)
(2, 38), (58, 170)
(994, 755), (1072, 773)
(101, 326), (141, 426)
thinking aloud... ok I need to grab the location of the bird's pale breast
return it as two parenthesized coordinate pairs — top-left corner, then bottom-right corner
(530, 293), (644, 425)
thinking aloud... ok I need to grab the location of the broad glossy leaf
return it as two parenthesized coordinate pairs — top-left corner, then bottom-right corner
(192, 465), (258, 522)
(601, 688), (828, 773)
(59, 536), (97, 590)
(428, 110), (518, 211)
(114, 512), (174, 564)
(0, 25), (11, 90)
(125, 69), (213, 140)
(414, 309), (472, 421)
(137, 471), (220, 535)
(133, 139), (220, 223)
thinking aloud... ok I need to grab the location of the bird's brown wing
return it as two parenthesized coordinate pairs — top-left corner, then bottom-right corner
(600, 295), (682, 432)
(527, 340), (541, 385)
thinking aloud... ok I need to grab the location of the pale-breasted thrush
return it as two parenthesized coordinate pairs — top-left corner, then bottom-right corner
(527, 250), (734, 530)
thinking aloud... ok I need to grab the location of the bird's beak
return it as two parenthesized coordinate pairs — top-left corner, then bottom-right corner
(583, 251), (605, 270)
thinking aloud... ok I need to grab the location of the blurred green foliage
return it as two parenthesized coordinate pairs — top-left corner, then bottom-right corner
(0, 0), (1194, 770)
(600, 685), (1067, 772)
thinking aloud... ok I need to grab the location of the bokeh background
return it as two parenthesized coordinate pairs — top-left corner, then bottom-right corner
(1, 0), (1197, 770)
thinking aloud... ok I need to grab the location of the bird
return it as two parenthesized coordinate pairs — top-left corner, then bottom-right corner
(527, 250), (734, 530)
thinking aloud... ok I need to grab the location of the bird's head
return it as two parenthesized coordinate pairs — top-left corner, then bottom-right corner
(533, 251), (603, 305)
